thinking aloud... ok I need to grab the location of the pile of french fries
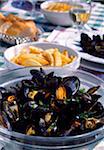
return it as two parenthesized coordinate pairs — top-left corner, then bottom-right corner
(11, 46), (76, 67)
(45, 2), (74, 12)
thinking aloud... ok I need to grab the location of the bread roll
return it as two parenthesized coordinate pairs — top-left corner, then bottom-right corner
(6, 21), (38, 37)
(6, 14), (22, 22)
(0, 13), (6, 27)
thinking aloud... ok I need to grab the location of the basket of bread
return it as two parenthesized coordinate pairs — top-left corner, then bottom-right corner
(0, 13), (39, 44)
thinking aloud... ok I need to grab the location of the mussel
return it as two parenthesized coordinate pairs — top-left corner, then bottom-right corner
(63, 76), (80, 97)
(3, 101), (19, 122)
(30, 69), (45, 88)
(26, 125), (36, 135)
(0, 111), (11, 130)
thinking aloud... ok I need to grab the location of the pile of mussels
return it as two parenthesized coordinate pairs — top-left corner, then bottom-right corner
(80, 33), (104, 58)
(0, 68), (104, 136)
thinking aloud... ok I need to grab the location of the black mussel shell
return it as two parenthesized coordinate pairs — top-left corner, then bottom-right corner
(92, 102), (104, 118)
(45, 72), (54, 79)
(0, 111), (11, 130)
(2, 101), (19, 122)
(30, 69), (45, 87)
(22, 80), (34, 88)
(23, 87), (30, 98)
(63, 76), (80, 97)
(30, 68), (45, 77)
(0, 87), (10, 100)
(22, 101), (38, 120)
(43, 117), (58, 136)
(87, 86), (100, 95)
(91, 94), (102, 102)
(45, 76), (61, 92)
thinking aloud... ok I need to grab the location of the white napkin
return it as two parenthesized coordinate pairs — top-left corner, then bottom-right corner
(47, 26), (103, 47)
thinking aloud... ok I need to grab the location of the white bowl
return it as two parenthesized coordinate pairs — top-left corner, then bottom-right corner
(41, 0), (73, 26)
(4, 42), (80, 70)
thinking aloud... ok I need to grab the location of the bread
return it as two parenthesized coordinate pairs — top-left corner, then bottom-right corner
(0, 13), (6, 27)
(0, 13), (5, 20)
(0, 21), (12, 33)
(6, 14), (23, 22)
(0, 13), (38, 38)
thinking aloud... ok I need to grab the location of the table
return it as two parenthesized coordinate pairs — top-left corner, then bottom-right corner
(0, 1), (104, 79)
(0, 1), (104, 149)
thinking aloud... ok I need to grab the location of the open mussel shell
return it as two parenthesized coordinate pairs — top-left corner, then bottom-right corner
(63, 76), (80, 96)
(26, 125), (36, 135)
(2, 101), (19, 123)
(0, 87), (9, 100)
(30, 68), (45, 78)
(87, 86), (100, 95)
(43, 117), (58, 136)
(22, 101), (38, 120)
(0, 111), (11, 130)
(30, 69), (45, 88)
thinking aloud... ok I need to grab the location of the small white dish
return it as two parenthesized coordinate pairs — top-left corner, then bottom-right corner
(4, 42), (80, 70)
(41, 0), (73, 26)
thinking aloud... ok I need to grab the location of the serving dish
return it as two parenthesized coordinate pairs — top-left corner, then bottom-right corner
(0, 67), (103, 150)
(66, 30), (104, 65)
(4, 42), (80, 70)
(41, 0), (73, 26)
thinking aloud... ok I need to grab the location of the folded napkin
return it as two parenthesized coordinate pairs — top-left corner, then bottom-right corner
(47, 26), (104, 47)
(47, 27), (78, 44)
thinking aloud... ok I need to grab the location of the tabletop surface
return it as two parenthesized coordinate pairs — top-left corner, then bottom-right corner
(0, 1), (104, 150)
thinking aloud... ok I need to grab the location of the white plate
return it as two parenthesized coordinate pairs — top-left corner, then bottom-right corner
(66, 30), (104, 65)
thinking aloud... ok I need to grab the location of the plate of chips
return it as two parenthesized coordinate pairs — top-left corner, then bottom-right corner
(4, 42), (80, 70)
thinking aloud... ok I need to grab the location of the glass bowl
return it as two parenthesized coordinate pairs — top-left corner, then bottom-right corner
(0, 67), (104, 150)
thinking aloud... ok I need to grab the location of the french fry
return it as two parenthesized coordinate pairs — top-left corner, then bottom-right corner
(18, 53), (49, 66)
(33, 56), (49, 65)
(11, 56), (19, 64)
(70, 55), (76, 61)
(45, 48), (55, 54)
(11, 53), (22, 64)
(53, 49), (62, 66)
(62, 50), (69, 58)
(61, 53), (72, 66)
(20, 58), (42, 67)
(43, 51), (54, 66)
(29, 46), (43, 54)
(20, 48), (29, 54)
